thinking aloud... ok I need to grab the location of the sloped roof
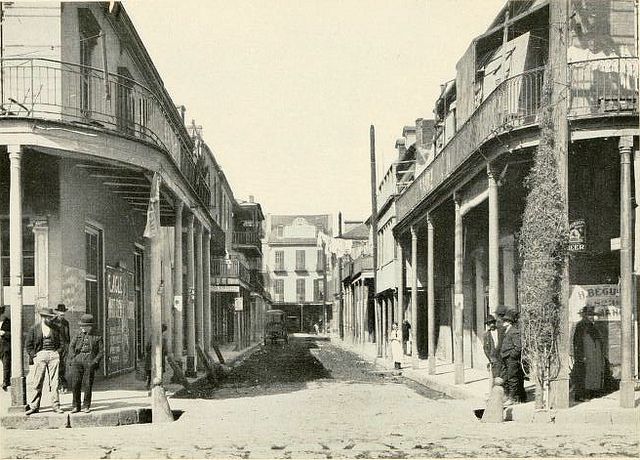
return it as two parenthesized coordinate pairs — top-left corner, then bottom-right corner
(340, 223), (369, 240)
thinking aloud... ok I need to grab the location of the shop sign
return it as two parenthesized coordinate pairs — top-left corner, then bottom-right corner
(105, 265), (136, 376)
(569, 284), (620, 322)
(568, 220), (586, 252)
(234, 297), (244, 311)
(174, 295), (183, 312)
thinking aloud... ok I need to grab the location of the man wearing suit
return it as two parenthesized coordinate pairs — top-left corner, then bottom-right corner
(500, 309), (523, 405)
(68, 314), (103, 413)
(53, 304), (71, 392)
(25, 307), (65, 415)
(0, 306), (11, 391)
(482, 314), (501, 389)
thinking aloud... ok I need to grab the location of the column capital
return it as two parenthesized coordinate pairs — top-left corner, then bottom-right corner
(426, 214), (434, 229)
(619, 136), (634, 152)
(410, 225), (417, 239)
(7, 144), (22, 158)
(31, 218), (49, 232)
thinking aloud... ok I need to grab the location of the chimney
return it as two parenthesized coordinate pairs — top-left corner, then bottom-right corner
(249, 195), (254, 203)
(415, 118), (424, 147)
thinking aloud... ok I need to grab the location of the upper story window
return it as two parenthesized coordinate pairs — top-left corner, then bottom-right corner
(78, 8), (101, 117)
(295, 250), (306, 271)
(274, 250), (285, 271)
(276, 225), (284, 238)
(316, 249), (324, 271)
(296, 278), (306, 302)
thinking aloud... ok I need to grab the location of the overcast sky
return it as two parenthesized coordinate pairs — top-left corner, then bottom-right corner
(124, 0), (505, 220)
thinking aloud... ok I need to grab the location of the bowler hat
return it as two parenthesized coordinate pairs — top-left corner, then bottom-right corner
(495, 305), (508, 317)
(55, 303), (67, 312)
(78, 314), (95, 326)
(37, 307), (56, 317)
(485, 314), (497, 325)
(503, 309), (517, 323)
(580, 305), (595, 316)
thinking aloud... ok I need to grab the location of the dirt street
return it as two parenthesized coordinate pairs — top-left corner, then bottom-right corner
(1, 335), (637, 458)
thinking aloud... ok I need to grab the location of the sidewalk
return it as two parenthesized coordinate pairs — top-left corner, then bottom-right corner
(333, 337), (640, 425)
(0, 341), (261, 429)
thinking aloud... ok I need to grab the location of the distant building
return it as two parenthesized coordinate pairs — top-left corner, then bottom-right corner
(264, 215), (333, 333)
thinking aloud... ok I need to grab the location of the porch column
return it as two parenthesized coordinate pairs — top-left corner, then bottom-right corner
(195, 223), (204, 361)
(410, 225), (418, 362)
(475, 249), (486, 361)
(32, 219), (49, 310)
(619, 136), (635, 408)
(382, 297), (388, 357)
(487, 164), (500, 313)
(8, 145), (26, 409)
(454, 195), (465, 384)
(203, 231), (211, 353)
(396, 241), (404, 326)
(502, 236), (517, 307)
(172, 202), (184, 364)
(185, 214), (197, 377)
(427, 216), (436, 375)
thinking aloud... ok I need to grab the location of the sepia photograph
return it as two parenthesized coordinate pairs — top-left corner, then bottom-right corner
(0, 0), (638, 458)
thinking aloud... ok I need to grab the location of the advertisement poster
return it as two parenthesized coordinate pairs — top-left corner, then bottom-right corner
(105, 265), (136, 376)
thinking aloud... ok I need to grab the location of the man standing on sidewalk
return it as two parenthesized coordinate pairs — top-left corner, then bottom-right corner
(68, 314), (103, 413)
(500, 309), (523, 405)
(482, 314), (501, 389)
(25, 307), (64, 415)
(0, 306), (11, 391)
(53, 303), (71, 392)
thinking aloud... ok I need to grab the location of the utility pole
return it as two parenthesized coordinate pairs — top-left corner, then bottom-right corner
(338, 212), (344, 339)
(549, 0), (570, 409)
(322, 240), (328, 334)
(370, 125), (381, 357)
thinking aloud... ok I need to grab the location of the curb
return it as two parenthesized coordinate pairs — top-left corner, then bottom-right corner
(1, 407), (153, 430)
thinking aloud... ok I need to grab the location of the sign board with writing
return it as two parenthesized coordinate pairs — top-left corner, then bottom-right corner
(105, 265), (136, 376)
(569, 284), (622, 373)
(234, 296), (244, 311)
(568, 220), (586, 252)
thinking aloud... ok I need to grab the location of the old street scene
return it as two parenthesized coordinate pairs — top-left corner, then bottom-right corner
(0, 0), (638, 459)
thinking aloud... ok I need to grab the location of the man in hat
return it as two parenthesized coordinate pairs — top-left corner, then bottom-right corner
(483, 314), (501, 389)
(572, 305), (606, 401)
(499, 309), (523, 405)
(53, 303), (70, 392)
(0, 306), (11, 391)
(68, 314), (103, 413)
(25, 307), (64, 415)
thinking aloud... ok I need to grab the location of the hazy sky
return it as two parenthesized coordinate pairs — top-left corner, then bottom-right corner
(125, 0), (506, 219)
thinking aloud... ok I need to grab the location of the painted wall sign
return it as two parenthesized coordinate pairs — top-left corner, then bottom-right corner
(105, 265), (136, 376)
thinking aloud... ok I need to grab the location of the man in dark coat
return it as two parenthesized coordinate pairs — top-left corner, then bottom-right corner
(68, 314), (103, 413)
(483, 314), (501, 387)
(0, 306), (11, 391)
(402, 320), (411, 355)
(572, 306), (606, 401)
(500, 309), (524, 404)
(53, 303), (71, 392)
(25, 307), (65, 415)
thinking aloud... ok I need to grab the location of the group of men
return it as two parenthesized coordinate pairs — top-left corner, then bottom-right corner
(483, 305), (527, 405)
(0, 303), (103, 415)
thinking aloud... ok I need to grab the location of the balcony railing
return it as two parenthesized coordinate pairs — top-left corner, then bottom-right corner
(211, 257), (250, 285)
(397, 57), (638, 223)
(0, 57), (210, 206)
(232, 230), (261, 247)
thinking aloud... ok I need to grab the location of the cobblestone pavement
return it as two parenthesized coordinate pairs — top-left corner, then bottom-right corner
(1, 336), (637, 458)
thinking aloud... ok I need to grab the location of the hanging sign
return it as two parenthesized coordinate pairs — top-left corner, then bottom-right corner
(568, 220), (586, 252)
(234, 297), (244, 311)
(174, 295), (183, 312)
(105, 265), (135, 376)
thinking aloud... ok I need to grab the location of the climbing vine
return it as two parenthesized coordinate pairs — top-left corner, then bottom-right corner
(518, 65), (569, 410)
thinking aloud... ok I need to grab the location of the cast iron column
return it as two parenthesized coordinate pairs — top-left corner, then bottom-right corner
(454, 194), (465, 384)
(203, 230), (211, 353)
(410, 225), (418, 363)
(185, 214), (197, 377)
(487, 164), (500, 313)
(172, 202), (184, 364)
(427, 216), (436, 375)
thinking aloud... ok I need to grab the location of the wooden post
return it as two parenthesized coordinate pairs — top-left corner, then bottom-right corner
(397, 241), (404, 326)
(549, 0), (570, 409)
(454, 194), (465, 384)
(427, 216), (436, 375)
(487, 164), (500, 314)
(8, 145), (26, 410)
(338, 212), (344, 339)
(147, 174), (173, 423)
(370, 125), (381, 357)
(185, 214), (197, 378)
(619, 135), (635, 408)
(172, 202), (184, 364)
(411, 225), (418, 362)
(203, 230), (211, 353)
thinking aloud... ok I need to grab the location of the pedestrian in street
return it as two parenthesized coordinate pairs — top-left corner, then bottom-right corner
(390, 323), (403, 369)
(25, 307), (64, 415)
(0, 306), (11, 391)
(53, 303), (71, 392)
(482, 314), (501, 389)
(401, 320), (411, 355)
(313, 322), (320, 335)
(145, 324), (169, 391)
(499, 309), (524, 405)
(68, 314), (103, 413)
(572, 306), (606, 402)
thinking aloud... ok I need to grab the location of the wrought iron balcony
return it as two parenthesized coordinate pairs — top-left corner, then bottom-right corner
(0, 57), (210, 207)
(232, 230), (262, 251)
(211, 257), (250, 285)
(396, 57), (638, 223)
